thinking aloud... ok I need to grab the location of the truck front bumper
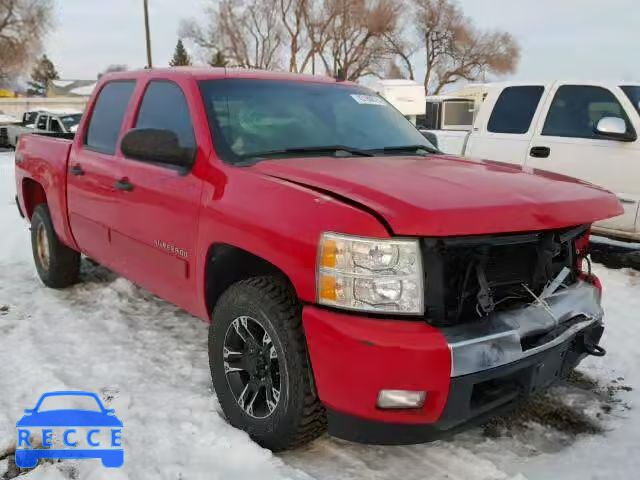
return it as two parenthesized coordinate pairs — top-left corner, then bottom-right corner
(302, 280), (604, 445)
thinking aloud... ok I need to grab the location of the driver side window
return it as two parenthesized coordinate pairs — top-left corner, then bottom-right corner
(542, 85), (632, 140)
(135, 80), (196, 152)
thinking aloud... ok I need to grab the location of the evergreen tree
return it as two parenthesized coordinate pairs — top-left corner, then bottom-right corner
(27, 55), (59, 97)
(170, 39), (192, 67)
(208, 50), (227, 67)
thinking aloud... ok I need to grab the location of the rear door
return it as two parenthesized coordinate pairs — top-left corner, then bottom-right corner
(526, 83), (640, 234)
(465, 85), (546, 164)
(107, 78), (205, 312)
(66, 80), (136, 264)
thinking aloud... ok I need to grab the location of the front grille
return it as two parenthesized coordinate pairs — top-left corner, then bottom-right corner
(0, 127), (8, 147)
(422, 226), (586, 326)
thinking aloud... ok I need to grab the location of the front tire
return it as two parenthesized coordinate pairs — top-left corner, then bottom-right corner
(30, 204), (80, 288)
(210, 275), (326, 451)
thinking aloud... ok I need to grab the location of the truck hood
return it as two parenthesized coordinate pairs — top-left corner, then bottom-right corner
(253, 155), (623, 236)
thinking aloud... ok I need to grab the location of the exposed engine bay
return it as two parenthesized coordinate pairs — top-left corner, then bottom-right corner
(422, 225), (590, 326)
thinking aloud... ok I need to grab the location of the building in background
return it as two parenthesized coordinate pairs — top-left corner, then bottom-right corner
(47, 79), (96, 98)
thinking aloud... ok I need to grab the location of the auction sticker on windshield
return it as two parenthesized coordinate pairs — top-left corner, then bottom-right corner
(350, 94), (387, 106)
(15, 391), (124, 469)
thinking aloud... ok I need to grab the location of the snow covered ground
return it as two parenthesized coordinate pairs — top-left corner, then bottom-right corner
(0, 150), (638, 479)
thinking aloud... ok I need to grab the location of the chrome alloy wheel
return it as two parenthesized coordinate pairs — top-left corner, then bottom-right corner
(35, 223), (50, 271)
(223, 316), (281, 419)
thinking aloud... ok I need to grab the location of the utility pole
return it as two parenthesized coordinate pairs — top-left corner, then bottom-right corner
(143, 0), (153, 68)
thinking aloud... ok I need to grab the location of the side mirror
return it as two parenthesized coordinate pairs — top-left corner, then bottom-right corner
(595, 117), (637, 142)
(121, 128), (195, 168)
(421, 130), (439, 149)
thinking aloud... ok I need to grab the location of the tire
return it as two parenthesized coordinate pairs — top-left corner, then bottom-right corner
(210, 275), (326, 451)
(30, 204), (80, 288)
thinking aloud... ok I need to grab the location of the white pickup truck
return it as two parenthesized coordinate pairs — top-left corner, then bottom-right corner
(425, 81), (640, 242)
(5, 110), (82, 148)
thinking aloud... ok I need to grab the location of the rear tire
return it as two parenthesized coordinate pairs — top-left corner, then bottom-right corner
(30, 204), (80, 288)
(210, 275), (326, 451)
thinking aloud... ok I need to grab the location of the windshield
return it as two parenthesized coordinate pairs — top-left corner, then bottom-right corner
(199, 79), (436, 163)
(621, 86), (640, 115)
(59, 114), (82, 128)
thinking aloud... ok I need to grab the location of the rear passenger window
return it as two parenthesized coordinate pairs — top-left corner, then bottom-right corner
(542, 85), (631, 139)
(135, 81), (195, 151)
(488, 86), (544, 134)
(85, 81), (136, 155)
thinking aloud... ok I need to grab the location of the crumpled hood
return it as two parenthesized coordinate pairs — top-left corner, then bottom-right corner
(253, 155), (623, 236)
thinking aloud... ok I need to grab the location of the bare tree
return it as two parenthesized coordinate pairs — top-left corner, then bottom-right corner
(181, 0), (402, 80)
(180, 0), (518, 87)
(383, 60), (406, 79)
(413, 0), (519, 94)
(382, 10), (419, 80)
(432, 28), (519, 93)
(98, 64), (128, 79)
(278, 0), (308, 72)
(181, 0), (283, 70)
(299, 0), (339, 74)
(0, 0), (54, 83)
(319, 0), (400, 81)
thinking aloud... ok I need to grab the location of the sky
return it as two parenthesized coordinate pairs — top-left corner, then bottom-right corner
(47, 0), (640, 87)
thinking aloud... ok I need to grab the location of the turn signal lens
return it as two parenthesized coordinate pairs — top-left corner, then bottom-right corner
(318, 274), (338, 301)
(320, 238), (337, 268)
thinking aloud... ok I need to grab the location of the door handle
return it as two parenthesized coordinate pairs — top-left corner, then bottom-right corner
(69, 165), (84, 176)
(114, 179), (134, 192)
(529, 146), (551, 158)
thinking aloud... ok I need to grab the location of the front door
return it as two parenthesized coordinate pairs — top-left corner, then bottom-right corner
(526, 83), (640, 234)
(108, 79), (204, 313)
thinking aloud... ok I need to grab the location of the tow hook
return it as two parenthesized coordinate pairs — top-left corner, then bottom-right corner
(583, 342), (606, 357)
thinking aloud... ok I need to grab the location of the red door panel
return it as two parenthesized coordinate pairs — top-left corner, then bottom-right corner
(107, 160), (202, 313)
(66, 148), (123, 265)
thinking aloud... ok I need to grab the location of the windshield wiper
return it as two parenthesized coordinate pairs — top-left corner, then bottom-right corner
(378, 145), (438, 155)
(241, 145), (375, 161)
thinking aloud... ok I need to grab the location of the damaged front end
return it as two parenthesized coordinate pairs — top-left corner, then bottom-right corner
(422, 224), (604, 377)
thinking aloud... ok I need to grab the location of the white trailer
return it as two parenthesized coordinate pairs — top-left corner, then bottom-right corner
(370, 79), (426, 125)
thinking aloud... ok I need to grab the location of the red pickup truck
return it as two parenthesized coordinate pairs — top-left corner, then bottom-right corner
(15, 68), (622, 450)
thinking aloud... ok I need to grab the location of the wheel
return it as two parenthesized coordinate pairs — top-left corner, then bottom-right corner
(210, 275), (326, 451)
(30, 204), (80, 288)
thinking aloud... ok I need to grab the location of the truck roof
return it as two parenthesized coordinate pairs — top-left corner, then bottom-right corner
(446, 80), (640, 97)
(101, 67), (351, 85)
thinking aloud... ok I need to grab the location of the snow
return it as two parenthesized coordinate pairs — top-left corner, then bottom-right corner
(68, 84), (96, 97)
(0, 150), (639, 479)
(50, 81), (75, 88)
(592, 235), (640, 250)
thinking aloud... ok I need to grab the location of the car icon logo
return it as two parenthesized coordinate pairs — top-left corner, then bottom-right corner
(15, 391), (123, 468)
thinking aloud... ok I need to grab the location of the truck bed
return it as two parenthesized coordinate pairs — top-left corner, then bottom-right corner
(15, 133), (75, 249)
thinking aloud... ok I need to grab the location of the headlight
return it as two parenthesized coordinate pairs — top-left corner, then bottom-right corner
(317, 233), (424, 315)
